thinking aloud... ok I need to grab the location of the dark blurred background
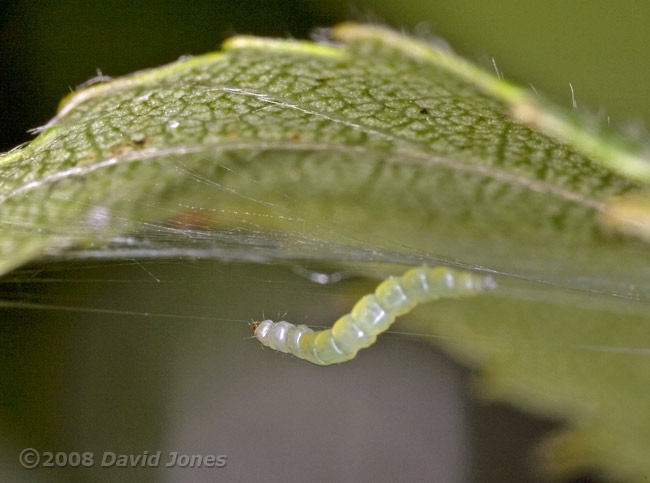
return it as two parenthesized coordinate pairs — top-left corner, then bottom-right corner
(2, 0), (650, 153)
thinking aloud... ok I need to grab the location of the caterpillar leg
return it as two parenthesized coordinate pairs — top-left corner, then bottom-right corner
(252, 265), (496, 366)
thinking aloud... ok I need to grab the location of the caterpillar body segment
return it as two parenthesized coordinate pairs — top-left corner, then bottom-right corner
(252, 265), (496, 365)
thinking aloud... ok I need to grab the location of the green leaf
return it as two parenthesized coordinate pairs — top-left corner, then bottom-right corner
(1, 23), (649, 481)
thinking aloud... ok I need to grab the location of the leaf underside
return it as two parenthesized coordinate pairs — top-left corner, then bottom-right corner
(1, 23), (649, 481)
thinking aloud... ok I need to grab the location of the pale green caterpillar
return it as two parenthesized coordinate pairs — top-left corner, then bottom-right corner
(252, 265), (497, 365)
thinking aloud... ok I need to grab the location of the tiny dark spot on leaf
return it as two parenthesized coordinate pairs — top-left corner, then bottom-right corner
(79, 152), (97, 166)
(131, 134), (147, 146)
(105, 143), (134, 158)
(419, 107), (429, 115)
(172, 211), (216, 230)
